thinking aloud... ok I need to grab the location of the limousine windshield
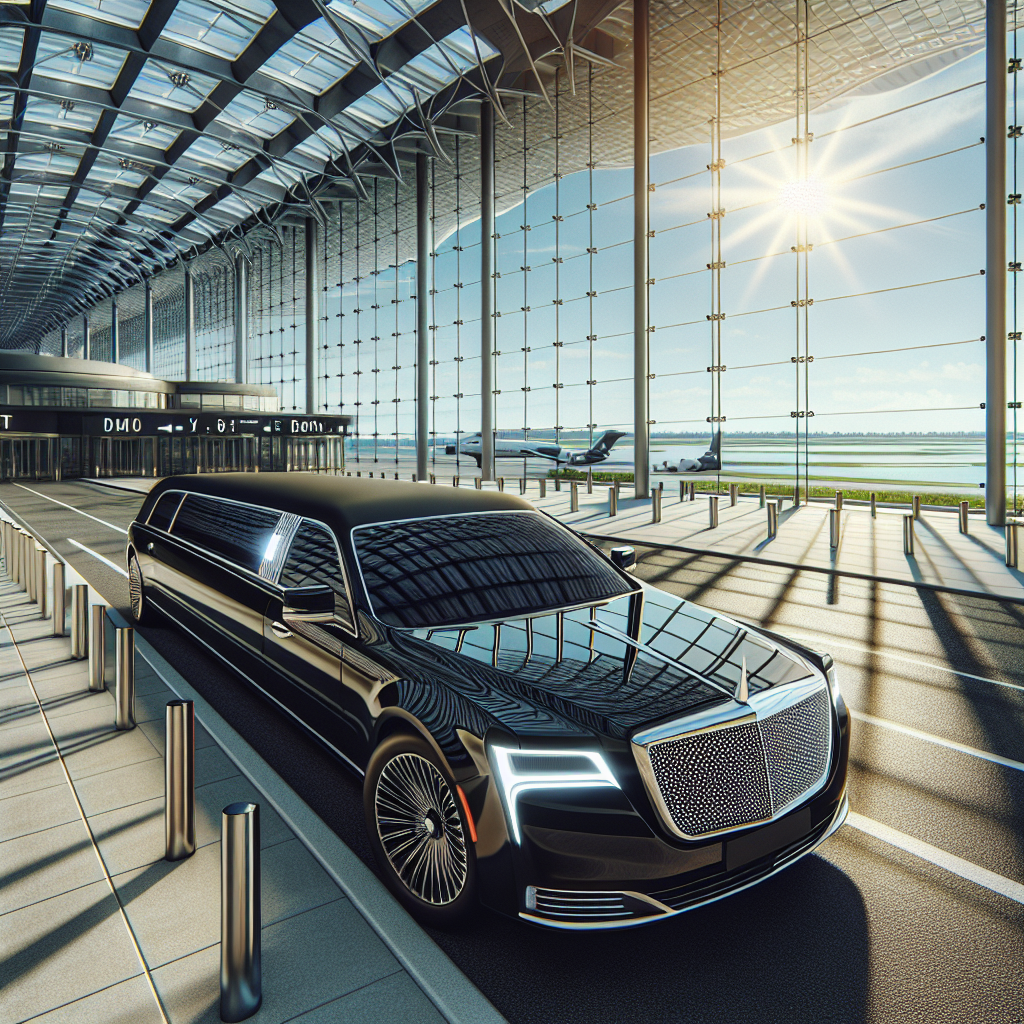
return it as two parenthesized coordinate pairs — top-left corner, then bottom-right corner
(352, 511), (634, 629)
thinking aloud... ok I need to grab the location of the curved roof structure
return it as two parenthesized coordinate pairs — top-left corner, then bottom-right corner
(0, 0), (989, 350)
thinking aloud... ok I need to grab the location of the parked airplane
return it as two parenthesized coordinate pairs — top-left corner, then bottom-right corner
(654, 431), (722, 473)
(446, 431), (627, 467)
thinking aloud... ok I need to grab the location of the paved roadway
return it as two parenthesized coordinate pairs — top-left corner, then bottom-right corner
(3, 480), (1022, 1024)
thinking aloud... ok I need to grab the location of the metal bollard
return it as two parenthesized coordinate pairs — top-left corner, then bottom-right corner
(497, 477), (505, 492)
(474, 477), (482, 490)
(829, 508), (840, 550)
(586, 474), (593, 495)
(429, 473), (436, 484)
(913, 495), (921, 520)
(453, 476), (459, 487)
(411, 473), (417, 482)
(70, 584), (89, 659)
(709, 495), (719, 529)
(870, 492), (877, 518)
(689, 481), (695, 501)
(652, 488), (662, 524)
(767, 501), (778, 539)
(539, 479), (547, 499)
(608, 486), (617, 517)
(89, 604), (106, 692)
(165, 700), (196, 861)
(554, 475), (561, 491)
(52, 561), (66, 637)
(115, 627), (135, 731)
(25, 534), (36, 602)
(679, 480), (686, 503)
(903, 514), (915, 556)
(36, 546), (47, 619)
(835, 490), (843, 512)
(959, 500), (970, 534)
(570, 481), (579, 512)
(729, 483), (738, 507)
(221, 802), (261, 1023)
(520, 478), (526, 495)
(1007, 522), (1020, 569)
(759, 485), (766, 508)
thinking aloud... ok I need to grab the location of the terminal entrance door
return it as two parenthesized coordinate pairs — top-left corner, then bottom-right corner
(0, 437), (58, 481)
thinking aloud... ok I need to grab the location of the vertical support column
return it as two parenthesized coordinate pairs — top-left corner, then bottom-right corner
(235, 253), (249, 386)
(305, 218), (319, 414)
(110, 297), (119, 364)
(633, 0), (651, 499)
(82, 313), (90, 360)
(988, 0), (1008, 526)
(144, 278), (154, 374)
(480, 100), (495, 482)
(184, 266), (196, 381)
(416, 152), (431, 483)
(60, 324), (68, 357)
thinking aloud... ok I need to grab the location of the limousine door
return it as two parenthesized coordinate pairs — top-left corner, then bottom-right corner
(157, 493), (279, 680)
(262, 519), (368, 753)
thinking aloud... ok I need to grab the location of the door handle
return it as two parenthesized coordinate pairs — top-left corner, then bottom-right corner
(271, 621), (293, 639)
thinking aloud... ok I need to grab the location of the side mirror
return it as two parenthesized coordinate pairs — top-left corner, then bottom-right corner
(609, 545), (636, 573)
(282, 584), (334, 623)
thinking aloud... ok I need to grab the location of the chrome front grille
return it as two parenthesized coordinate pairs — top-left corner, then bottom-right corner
(526, 886), (632, 922)
(633, 680), (832, 840)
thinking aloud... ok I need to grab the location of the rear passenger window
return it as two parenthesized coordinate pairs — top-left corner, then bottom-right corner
(280, 521), (354, 630)
(172, 495), (281, 573)
(147, 491), (183, 531)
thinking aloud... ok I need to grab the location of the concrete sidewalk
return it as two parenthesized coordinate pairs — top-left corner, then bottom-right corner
(0, 568), (504, 1022)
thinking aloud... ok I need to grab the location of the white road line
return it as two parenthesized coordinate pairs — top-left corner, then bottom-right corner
(14, 483), (129, 535)
(67, 538), (128, 578)
(787, 633), (1024, 694)
(850, 710), (1024, 773)
(846, 812), (1024, 906)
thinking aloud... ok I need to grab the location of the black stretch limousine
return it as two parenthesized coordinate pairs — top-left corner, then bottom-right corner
(127, 474), (850, 929)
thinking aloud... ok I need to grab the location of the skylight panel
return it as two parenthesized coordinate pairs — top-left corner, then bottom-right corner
(327, 0), (436, 41)
(163, 0), (269, 61)
(48, 0), (151, 30)
(128, 62), (220, 114)
(181, 134), (251, 172)
(33, 36), (127, 90)
(215, 91), (294, 140)
(24, 95), (103, 134)
(133, 201), (178, 224)
(107, 114), (180, 150)
(17, 150), (81, 177)
(0, 27), (24, 71)
(259, 18), (357, 95)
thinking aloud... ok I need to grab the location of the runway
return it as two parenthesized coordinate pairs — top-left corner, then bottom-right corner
(3, 479), (1021, 1024)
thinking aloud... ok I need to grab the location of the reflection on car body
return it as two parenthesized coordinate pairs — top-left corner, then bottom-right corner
(126, 474), (849, 929)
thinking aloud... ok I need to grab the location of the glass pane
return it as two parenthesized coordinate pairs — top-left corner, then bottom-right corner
(172, 495), (281, 572)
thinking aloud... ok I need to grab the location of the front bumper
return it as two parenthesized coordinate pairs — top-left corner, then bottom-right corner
(517, 792), (849, 930)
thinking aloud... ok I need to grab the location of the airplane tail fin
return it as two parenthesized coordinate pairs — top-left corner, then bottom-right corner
(700, 430), (722, 469)
(589, 430), (626, 456)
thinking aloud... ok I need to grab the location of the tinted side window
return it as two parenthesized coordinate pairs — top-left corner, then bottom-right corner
(147, 491), (183, 531)
(280, 521), (353, 630)
(172, 495), (281, 573)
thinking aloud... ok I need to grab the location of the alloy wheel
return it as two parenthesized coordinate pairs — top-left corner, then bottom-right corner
(374, 752), (468, 905)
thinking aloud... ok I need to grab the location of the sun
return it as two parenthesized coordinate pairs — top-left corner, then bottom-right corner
(777, 177), (830, 218)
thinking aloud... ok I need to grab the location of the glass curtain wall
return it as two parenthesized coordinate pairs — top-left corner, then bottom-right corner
(193, 248), (235, 382)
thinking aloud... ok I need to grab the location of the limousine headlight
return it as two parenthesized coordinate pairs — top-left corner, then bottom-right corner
(490, 747), (620, 843)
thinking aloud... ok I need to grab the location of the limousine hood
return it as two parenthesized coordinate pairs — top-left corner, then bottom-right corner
(394, 585), (818, 742)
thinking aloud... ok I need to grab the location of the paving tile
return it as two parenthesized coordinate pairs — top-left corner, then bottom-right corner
(0, 818), (104, 914)
(0, 879), (143, 1023)
(0, 754), (65, 800)
(60, 721), (161, 782)
(288, 971), (445, 1024)
(27, 975), (165, 1024)
(152, 900), (400, 1024)
(0, 775), (79, 841)
(192, 776), (292, 851)
(114, 838), (342, 970)
(85, 794), (167, 876)
(75, 744), (239, 817)
(0, 717), (57, 774)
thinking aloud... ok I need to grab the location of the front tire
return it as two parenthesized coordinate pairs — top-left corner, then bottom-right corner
(364, 733), (477, 927)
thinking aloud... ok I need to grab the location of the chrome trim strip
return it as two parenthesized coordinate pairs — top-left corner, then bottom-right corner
(518, 794), (849, 931)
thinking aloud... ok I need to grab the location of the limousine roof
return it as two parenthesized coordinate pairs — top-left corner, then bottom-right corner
(143, 473), (534, 537)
